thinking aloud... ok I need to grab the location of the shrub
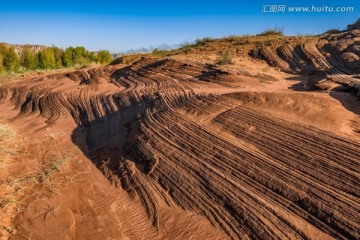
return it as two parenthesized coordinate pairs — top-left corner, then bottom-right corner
(195, 37), (213, 46)
(0, 54), (4, 73)
(180, 40), (194, 48)
(97, 50), (113, 64)
(152, 48), (159, 54)
(216, 50), (233, 65)
(257, 26), (284, 36)
(151, 48), (169, 57)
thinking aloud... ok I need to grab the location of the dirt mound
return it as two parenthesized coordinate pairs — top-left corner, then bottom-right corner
(250, 37), (360, 74)
(249, 27), (360, 92)
(223, 92), (353, 132)
(0, 54), (359, 239)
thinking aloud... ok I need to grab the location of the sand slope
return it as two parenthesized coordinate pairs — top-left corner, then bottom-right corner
(1, 27), (360, 239)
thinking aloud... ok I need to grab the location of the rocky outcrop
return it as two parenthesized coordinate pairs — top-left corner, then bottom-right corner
(347, 19), (360, 31)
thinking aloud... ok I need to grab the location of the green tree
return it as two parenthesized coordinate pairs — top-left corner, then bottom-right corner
(3, 47), (20, 72)
(0, 44), (8, 55)
(52, 47), (63, 68)
(38, 48), (56, 69)
(97, 50), (113, 64)
(20, 48), (38, 70)
(73, 46), (86, 65)
(0, 44), (7, 73)
(85, 51), (96, 62)
(62, 47), (74, 67)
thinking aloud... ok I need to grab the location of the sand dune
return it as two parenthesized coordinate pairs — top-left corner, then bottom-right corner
(0, 24), (360, 239)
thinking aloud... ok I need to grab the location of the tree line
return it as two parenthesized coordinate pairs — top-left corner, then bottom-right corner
(0, 44), (113, 73)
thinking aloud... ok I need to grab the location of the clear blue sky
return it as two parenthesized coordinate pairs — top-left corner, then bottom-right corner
(1, 0), (359, 53)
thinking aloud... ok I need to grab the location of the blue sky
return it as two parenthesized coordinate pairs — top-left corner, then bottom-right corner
(0, 0), (359, 53)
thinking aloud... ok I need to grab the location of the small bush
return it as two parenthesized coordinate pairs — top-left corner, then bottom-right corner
(180, 40), (194, 48)
(152, 48), (159, 54)
(151, 48), (169, 57)
(216, 50), (233, 65)
(97, 50), (113, 64)
(195, 37), (213, 46)
(257, 27), (284, 36)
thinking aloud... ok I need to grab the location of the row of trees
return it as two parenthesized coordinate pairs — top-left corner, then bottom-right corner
(0, 44), (113, 73)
